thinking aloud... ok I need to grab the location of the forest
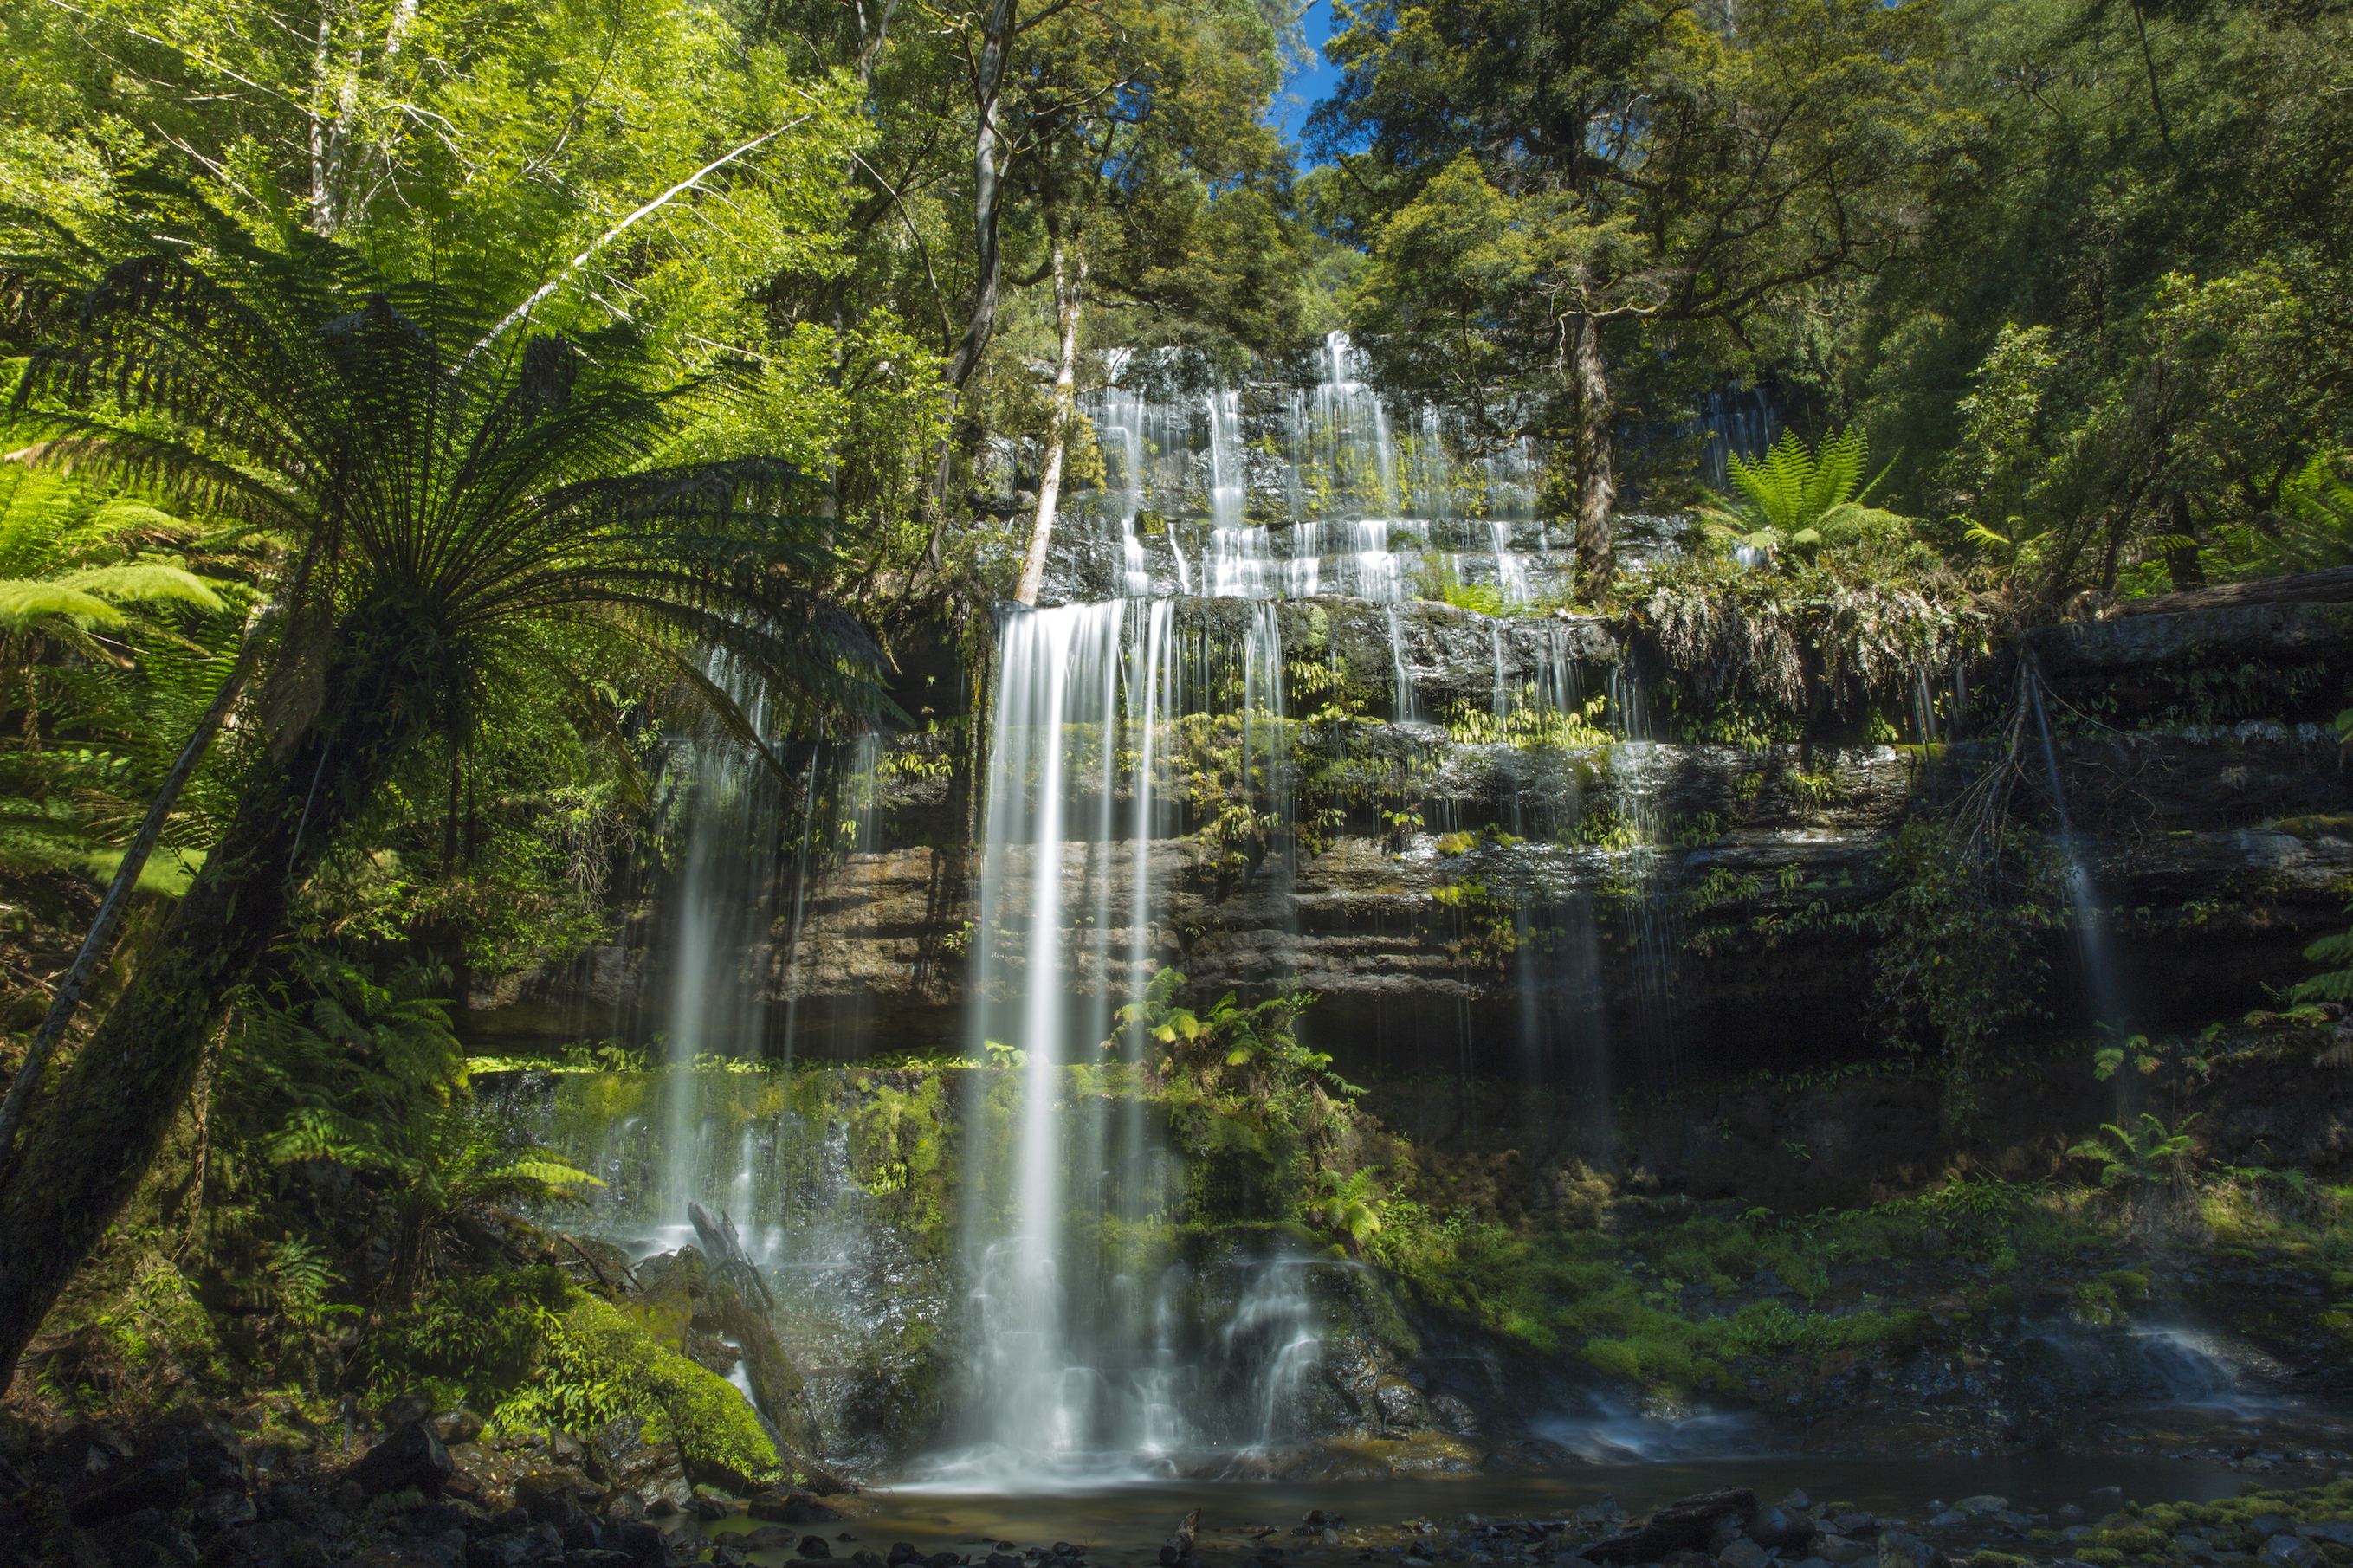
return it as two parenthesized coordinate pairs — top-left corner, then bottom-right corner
(0, 0), (2350, 1558)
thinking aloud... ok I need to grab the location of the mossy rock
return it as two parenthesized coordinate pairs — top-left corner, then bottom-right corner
(2073, 1551), (2126, 1567)
(519, 1292), (783, 1494)
(1968, 1553), (2033, 1568)
(2093, 1527), (2164, 1554)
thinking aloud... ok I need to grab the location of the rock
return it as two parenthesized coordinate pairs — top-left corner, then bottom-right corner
(614, 1523), (670, 1568)
(2267, 1540), (2321, 1568)
(200, 1522), (338, 1568)
(72, 1455), (193, 1525)
(587, 1420), (687, 1508)
(1579, 1499), (1620, 1527)
(1832, 1517), (1877, 1538)
(467, 1529), (565, 1568)
(1993, 1513), (2030, 1530)
(751, 1493), (843, 1525)
(1782, 1494), (1812, 1513)
(2299, 1526), (2353, 1547)
(388, 1533), (470, 1568)
(742, 1529), (798, 1549)
(95, 1509), (201, 1568)
(1586, 1492), (1757, 1566)
(1319, 1533), (1342, 1549)
(1875, 1532), (1935, 1568)
(383, 1394), (437, 1430)
(1663, 1551), (1712, 1568)
(1718, 1540), (1772, 1568)
(1752, 1508), (1818, 1551)
(561, 1552), (634, 1568)
(433, 1414), (488, 1449)
(351, 1425), (455, 1499)
(797, 1539), (833, 1558)
(198, 1490), (262, 1533)
(887, 1545), (922, 1566)
(1951, 1499), (2005, 1518)
(2057, 1507), (2084, 1522)
(1817, 1541), (1869, 1566)
(986, 1557), (1025, 1568)
(515, 1474), (600, 1530)
(1925, 1513), (1965, 1530)
(925, 1555), (959, 1568)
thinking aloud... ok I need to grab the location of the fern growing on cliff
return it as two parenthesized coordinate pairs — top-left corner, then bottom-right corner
(1697, 427), (1913, 565)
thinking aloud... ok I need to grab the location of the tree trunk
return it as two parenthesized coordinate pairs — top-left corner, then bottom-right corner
(944, 0), (1018, 393)
(2161, 490), (2203, 591)
(0, 622), (432, 1386)
(1572, 310), (1616, 602)
(0, 610), (275, 1171)
(1015, 241), (1085, 607)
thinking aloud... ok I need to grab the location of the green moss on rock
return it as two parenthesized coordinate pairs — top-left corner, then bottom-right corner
(507, 1291), (782, 1493)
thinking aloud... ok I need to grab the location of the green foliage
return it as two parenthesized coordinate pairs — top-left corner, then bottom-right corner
(368, 1272), (780, 1485)
(211, 954), (593, 1305)
(1697, 428), (1914, 564)
(2292, 925), (2353, 1006)
(1864, 816), (2066, 1076)
(1632, 548), (1982, 732)
(2069, 1113), (2201, 1188)
(1314, 1165), (1387, 1257)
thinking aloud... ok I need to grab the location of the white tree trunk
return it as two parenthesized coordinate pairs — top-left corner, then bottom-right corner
(1015, 241), (1086, 607)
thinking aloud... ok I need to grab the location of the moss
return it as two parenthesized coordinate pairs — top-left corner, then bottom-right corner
(845, 1071), (953, 1254)
(2074, 1552), (2126, 1567)
(518, 1291), (783, 1492)
(1968, 1553), (2033, 1568)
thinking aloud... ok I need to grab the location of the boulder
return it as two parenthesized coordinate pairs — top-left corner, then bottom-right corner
(1752, 1508), (1818, 1552)
(701, 1268), (822, 1460)
(1586, 1491), (1758, 1566)
(586, 1418), (687, 1507)
(350, 1423), (455, 1499)
(70, 1455), (193, 1525)
(199, 1522), (338, 1568)
(1877, 1533), (1936, 1568)
(432, 1413), (488, 1448)
(467, 1528), (564, 1568)
(514, 1473), (598, 1530)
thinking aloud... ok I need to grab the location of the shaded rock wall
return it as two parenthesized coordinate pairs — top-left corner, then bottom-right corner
(460, 597), (2353, 1081)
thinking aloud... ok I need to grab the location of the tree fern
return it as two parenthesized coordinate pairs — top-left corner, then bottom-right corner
(1697, 426), (1913, 564)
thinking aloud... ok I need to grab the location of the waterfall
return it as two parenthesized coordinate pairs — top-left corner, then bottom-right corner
(2028, 668), (2125, 1029)
(960, 602), (1128, 1475)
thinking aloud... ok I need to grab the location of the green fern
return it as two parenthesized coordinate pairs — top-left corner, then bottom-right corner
(1697, 427), (1913, 564)
(2067, 1113), (2201, 1186)
(2252, 454), (2353, 574)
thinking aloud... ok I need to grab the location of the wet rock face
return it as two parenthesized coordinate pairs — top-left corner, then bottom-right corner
(458, 593), (2353, 1075)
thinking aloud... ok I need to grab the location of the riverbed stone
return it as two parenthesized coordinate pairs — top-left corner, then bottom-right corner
(1875, 1532), (1934, 1568)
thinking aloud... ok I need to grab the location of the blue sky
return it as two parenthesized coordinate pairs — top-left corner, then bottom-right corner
(1269, 0), (1341, 145)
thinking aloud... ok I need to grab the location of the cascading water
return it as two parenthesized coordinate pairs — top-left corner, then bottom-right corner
(2027, 664), (2126, 1030)
(540, 339), (1635, 1487)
